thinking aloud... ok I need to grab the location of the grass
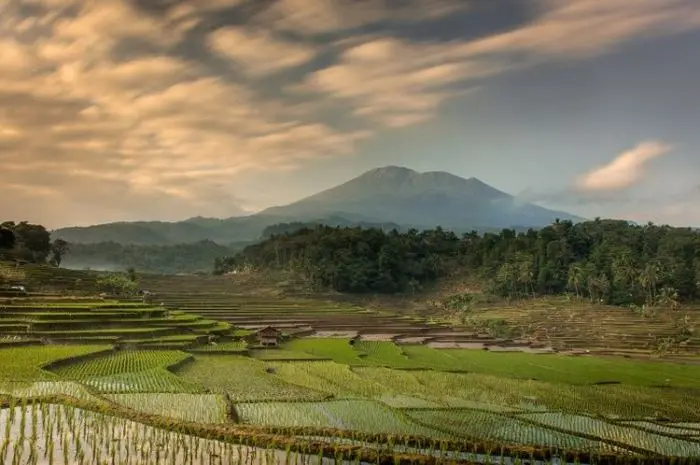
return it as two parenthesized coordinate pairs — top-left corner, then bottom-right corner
(188, 340), (247, 352)
(0, 380), (105, 403)
(354, 340), (414, 367)
(236, 400), (449, 438)
(248, 349), (322, 360)
(405, 409), (611, 450)
(285, 339), (700, 388)
(270, 361), (389, 399)
(522, 412), (700, 456)
(45, 349), (204, 393)
(3, 267), (700, 463)
(283, 338), (366, 364)
(434, 349), (700, 387)
(176, 355), (328, 401)
(48, 350), (190, 378)
(107, 393), (228, 423)
(0, 345), (111, 380)
(82, 368), (203, 393)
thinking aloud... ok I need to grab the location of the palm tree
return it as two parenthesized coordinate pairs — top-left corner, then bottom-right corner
(638, 261), (662, 305)
(567, 263), (583, 298)
(656, 286), (680, 311)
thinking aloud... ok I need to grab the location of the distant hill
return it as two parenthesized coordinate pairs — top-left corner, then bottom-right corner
(61, 240), (244, 274)
(258, 166), (584, 230)
(53, 216), (274, 246)
(54, 166), (583, 245)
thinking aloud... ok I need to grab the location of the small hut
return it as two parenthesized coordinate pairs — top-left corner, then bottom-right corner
(254, 326), (281, 348)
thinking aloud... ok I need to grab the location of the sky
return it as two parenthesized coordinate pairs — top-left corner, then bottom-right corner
(1, 0), (699, 229)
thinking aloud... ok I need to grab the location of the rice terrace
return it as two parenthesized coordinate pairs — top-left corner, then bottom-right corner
(1, 257), (700, 465)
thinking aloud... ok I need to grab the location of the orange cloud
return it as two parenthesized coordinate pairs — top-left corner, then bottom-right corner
(207, 27), (317, 76)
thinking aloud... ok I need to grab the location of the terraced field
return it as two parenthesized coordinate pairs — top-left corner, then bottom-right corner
(0, 296), (230, 348)
(460, 296), (700, 356)
(2, 267), (700, 464)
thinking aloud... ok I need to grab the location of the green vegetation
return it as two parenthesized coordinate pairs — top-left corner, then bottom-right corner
(49, 350), (189, 378)
(47, 349), (203, 393)
(405, 409), (610, 450)
(177, 355), (327, 401)
(221, 219), (700, 307)
(283, 338), (700, 388)
(0, 221), (51, 264)
(248, 348), (322, 360)
(107, 393), (228, 423)
(2, 262), (700, 463)
(284, 338), (366, 364)
(0, 345), (110, 380)
(189, 340), (247, 353)
(95, 272), (138, 296)
(236, 400), (447, 437)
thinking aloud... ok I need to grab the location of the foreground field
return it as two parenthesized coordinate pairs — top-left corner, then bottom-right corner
(2, 269), (700, 463)
(2, 338), (700, 463)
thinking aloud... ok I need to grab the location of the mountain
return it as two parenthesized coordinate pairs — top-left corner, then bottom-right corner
(54, 166), (583, 246)
(258, 166), (583, 230)
(53, 217), (273, 246)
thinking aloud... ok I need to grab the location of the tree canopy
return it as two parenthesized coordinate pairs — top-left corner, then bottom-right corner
(0, 221), (51, 263)
(218, 219), (700, 305)
(0, 227), (15, 252)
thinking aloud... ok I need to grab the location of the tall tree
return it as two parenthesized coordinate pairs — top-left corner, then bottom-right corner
(49, 239), (69, 267)
(0, 227), (15, 254)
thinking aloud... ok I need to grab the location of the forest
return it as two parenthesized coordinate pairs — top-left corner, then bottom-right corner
(218, 219), (700, 305)
(0, 221), (67, 266)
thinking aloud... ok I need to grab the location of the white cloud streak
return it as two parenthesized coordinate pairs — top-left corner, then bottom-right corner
(576, 141), (674, 192)
(301, 0), (700, 127)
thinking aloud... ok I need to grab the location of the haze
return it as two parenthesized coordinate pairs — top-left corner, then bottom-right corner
(2, 0), (699, 228)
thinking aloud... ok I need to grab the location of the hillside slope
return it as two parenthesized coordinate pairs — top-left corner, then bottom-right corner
(259, 166), (583, 229)
(54, 166), (583, 246)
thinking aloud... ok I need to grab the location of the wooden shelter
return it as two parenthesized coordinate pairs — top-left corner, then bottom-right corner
(254, 326), (281, 348)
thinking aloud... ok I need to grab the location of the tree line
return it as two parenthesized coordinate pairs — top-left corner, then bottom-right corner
(0, 221), (68, 266)
(217, 219), (700, 305)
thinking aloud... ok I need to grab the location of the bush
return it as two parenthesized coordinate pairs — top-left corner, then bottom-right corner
(96, 273), (138, 296)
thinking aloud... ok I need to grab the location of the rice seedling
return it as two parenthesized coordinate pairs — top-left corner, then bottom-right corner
(0, 403), (357, 465)
(522, 412), (700, 456)
(0, 345), (111, 380)
(236, 400), (450, 438)
(107, 393), (228, 423)
(48, 350), (190, 379)
(176, 355), (327, 401)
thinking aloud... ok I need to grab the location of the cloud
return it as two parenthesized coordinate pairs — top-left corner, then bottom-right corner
(0, 0), (371, 226)
(2, 0), (700, 227)
(300, 0), (700, 128)
(576, 141), (673, 192)
(253, 0), (466, 35)
(301, 37), (503, 127)
(207, 27), (317, 76)
(460, 0), (700, 60)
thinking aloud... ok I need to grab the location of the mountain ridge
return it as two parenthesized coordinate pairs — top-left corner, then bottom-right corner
(54, 166), (584, 245)
(258, 166), (581, 229)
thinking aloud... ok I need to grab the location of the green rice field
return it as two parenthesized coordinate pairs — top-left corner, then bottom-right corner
(2, 272), (700, 464)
